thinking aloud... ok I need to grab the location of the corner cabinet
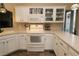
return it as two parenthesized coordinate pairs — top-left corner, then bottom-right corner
(15, 6), (65, 23)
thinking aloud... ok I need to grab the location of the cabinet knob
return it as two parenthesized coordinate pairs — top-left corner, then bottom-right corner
(60, 42), (63, 46)
(64, 53), (67, 56)
(3, 42), (5, 44)
(56, 43), (58, 45)
(7, 41), (8, 43)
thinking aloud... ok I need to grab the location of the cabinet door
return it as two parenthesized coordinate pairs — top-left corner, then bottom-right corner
(44, 34), (53, 50)
(57, 44), (67, 56)
(44, 8), (54, 21)
(15, 7), (28, 22)
(7, 38), (17, 53)
(53, 35), (69, 56)
(17, 34), (27, 49)
(53, 39), (59, 56)
(0, 41), (4, 56)
(55, 8), (65, 21)
(28, 8), (44, 22)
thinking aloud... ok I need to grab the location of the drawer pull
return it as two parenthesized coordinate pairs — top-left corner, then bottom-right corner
(56, 43), (58, 45)
(3, 42), (5, 44)
(64, 53), (67, 56)
(6, 41), (8, 43)
(60, 42), (63, 46)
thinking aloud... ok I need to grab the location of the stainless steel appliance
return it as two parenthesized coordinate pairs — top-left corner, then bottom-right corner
(64, 7), (79, 35)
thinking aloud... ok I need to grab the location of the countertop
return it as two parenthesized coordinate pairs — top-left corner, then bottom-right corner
(0, 31), (53, 36)
(0, 30), (79, 53)
(54, 31), (79, 54)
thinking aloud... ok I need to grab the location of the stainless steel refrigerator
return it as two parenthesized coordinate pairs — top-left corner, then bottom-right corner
(64, 9), (79, 35)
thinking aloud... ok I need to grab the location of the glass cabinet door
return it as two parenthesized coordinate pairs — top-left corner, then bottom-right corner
(45, 8), (53, 21)
(56, 9), (64, 21)
(29, 8), (43, 14)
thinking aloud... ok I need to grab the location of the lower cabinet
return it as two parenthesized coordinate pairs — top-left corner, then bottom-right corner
(53, 36), (69, 56)
(0, 34), (20, 55)
(44, 34), (54, 50)
(53, 35), (79, 56)
(0, 33), (79, 56)
(0, 41), (4, 56)
(17, 34), (27, 50)
(53, 36), (59, 55)
(7, 38), (17, 54)
(0, 34), (28, 55)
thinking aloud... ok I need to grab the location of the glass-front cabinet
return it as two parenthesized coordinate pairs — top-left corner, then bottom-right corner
(56, 8), (64, 21)
(29, 8), (44, 22)
(45, 8), (53, 21)
(29, 8), (43, 14)
(15, 7), (65, 23)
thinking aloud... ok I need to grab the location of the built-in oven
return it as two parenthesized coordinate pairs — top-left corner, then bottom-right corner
(27, 34), (45, 51)
(27, 34), (44, 44)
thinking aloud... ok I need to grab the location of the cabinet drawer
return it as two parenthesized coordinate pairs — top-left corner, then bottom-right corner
(0, 34), (16, 40)
(59, 39), (68, 49)
(27, 44), (44, 48)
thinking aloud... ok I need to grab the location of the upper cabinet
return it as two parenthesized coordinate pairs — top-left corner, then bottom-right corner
(15, 7), (29, 22)
(28, 8), (45, 22)
(56, 8), (64, 21)
(15, 6), (65, 23)
(45, 8), (54, 21)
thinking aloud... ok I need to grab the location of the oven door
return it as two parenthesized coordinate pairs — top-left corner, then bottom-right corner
(27, 34), (44, 44)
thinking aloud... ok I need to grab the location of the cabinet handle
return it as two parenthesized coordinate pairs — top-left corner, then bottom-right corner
(7, 41), (8, 43)
(56, 43), (58, 45)
(60, 42), (63, 46)
(64, 53), (67, 56)
(3, 42), (5, 44)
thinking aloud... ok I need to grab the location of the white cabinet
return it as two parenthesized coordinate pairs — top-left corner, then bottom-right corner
(28, 8), (44, 22)
(0, 41), (4, 56)
(0, 34), (19, 55)
(44, 34), (54, 50)
(15, 7), (29, 22)
(44, 8), (54, 21)
(53, 36), (59, 55)
(7, 37), (18, 54)
(0, 34), (28, 56)
(4, 34), (19, 55)
(55, 8), (65, 21)
(53, 35), (69, 56)
(17, 34), (27, 49)
(15, 6), (65, 23)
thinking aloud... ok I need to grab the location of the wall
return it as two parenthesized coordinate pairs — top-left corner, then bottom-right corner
(2, 3), (73, 32)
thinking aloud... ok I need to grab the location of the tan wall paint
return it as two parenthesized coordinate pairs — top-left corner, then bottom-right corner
(2, 3), (73, 32)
